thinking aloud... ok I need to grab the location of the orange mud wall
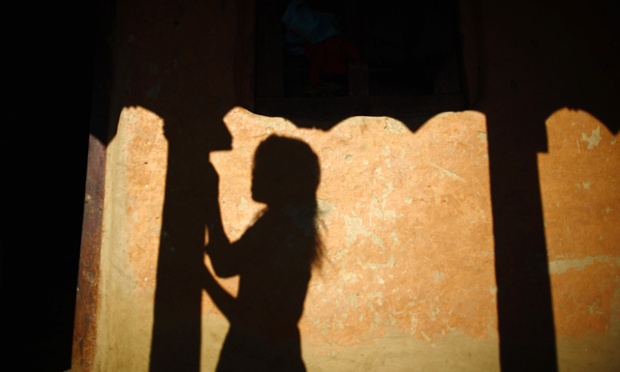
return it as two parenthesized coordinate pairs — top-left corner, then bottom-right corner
(73, 0), (619, 371)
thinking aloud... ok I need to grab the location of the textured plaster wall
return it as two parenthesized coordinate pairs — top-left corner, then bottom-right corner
(96, 105), (618, 371)
(539, 108), (620, 369)
(205, 108), (497, 371)
(97, 108), (168, 371)
(100, 106), (500, 371)
(78, 0), (620, 371)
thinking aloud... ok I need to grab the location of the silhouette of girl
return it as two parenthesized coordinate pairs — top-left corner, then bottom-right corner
(202, 134), (323, 372)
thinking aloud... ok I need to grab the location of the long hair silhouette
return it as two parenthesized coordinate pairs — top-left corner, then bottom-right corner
(202, 134), (323, 371)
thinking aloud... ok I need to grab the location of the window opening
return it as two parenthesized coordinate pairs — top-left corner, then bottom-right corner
(254, 0), (466, 121)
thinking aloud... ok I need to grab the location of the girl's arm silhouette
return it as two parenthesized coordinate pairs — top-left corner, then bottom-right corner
(204, 192), (245, 278)
(199, 256), (236, 322)
(203, 165), (242, 278)
(200, 166), (238, 320)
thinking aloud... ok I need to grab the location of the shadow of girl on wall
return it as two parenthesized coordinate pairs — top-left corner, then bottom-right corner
(201, 134), (324, 371)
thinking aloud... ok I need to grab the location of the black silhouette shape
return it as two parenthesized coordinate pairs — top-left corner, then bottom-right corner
(201, 134), (323, 372)
(61, 2), (618, 372)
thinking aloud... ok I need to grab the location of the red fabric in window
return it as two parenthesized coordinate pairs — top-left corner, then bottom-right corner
(304, 34), (361, 87)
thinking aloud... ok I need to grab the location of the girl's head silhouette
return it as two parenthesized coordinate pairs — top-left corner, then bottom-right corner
(250, 134), (324, 270)
(251, 135), (320, 207)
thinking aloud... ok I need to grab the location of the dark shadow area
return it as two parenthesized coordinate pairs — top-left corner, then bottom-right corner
(79, 1), (247, 371)
(38, 2), (239, 369)
(134, 4), (240, 372)
(3, 2), (95, 371)
(148, 121), (231, 372)
(469, 1), (619, 370)
(485, 101), (620, 367)
(13, 0), (618, 371)
(200, 135), (323, 371)
(485, 110), (557, 371)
